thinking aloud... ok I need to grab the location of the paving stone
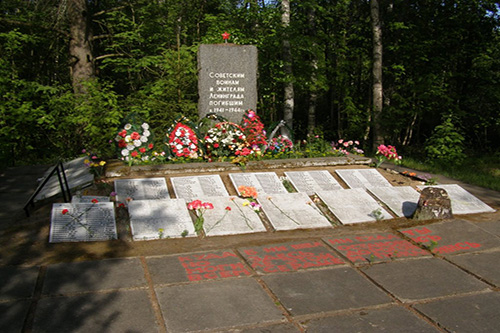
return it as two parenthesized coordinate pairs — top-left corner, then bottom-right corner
(413, 292), (500, 332)
(221, 323), (300, 332)
(257, 193), (333, 231)
(230, 172), (289, 194)
(114, 177), (169, 204)
(399, 219), (500, 255)
(284, 170), (343, 195)
(200, 196), (266, 236)
(35, 157), (94, 201)
(146, 250), (251, 284)
(302, 305), (439, 332)
(0, 300), (31, 333)
(417, 184), (495, 215)
(316, 189), (393, 224)
(261, 267), (392, 316)
(156, 278), (284, 332)
(361, 258), (489, 302)
(0, 266), (39, 301)
(49, 202), (117, 243)
(170, 174), (229, 200)
(446, 250), (500, 287)
(335, 169), (392, 189)
(474, 220), (500, 237)
(128, 199), (196, 240)
(239, 240), (344, 274)
(43, 258), (146, 295)
(368, 186), (420, 217)
(71, 195), (110, 203)
(325, 232), (430, 264)
(33, 289), (158, 332)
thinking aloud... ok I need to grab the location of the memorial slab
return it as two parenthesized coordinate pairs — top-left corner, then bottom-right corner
(326, 232), (430, 264)
(35, 156), (94, 201)
(49, 202), (117, 243)
(413, 292), (500, 332)
(284, 170), (343, 195)
(257, 192), (333, 230)
(128, 199), (196, 240)
(114, 177), (169, 204)
(261, 267), (392, 316)
(361, 257), (489, 302)
(316, 189), (393, 224)
(417, 184), (495, 214)
(238, 240), (344, 274)
(33, 290), (158, 332)
(147, 250), (251, 284)
(199, 196), (266, 236)
(71, 195), (110, 203)
(368, 186), (420, 217)
(442, 250), (500, 287)
(230, 172), (289, 195)
(302, 305), (440, 332)
(43, 258), (147, 295)
(156, 278), (284, 332)
(399, 219), (500, 255)
(170, 175), (229, 200)
(335, 168), (392, 189)
(198, 44), (258, 123)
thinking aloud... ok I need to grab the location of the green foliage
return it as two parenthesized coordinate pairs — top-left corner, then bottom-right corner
(425, 115), (466, 166)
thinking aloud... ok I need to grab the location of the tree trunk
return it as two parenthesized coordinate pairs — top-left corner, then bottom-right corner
(371, 0), (384, 149)
(281, 0), (294, 138)
(68, 0), (95, 94)
(307, 6), (317, 135)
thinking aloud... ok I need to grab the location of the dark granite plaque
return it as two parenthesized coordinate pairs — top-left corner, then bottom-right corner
(198, 44), (258, 123)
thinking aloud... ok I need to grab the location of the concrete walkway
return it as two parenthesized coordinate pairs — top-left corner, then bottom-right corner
(1, 163), (499, 332)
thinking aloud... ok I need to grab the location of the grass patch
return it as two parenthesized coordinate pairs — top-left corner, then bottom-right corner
(401, 155), (500, 192)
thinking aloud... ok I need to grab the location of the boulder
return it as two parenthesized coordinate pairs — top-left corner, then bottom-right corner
(412, 187), (453, 220)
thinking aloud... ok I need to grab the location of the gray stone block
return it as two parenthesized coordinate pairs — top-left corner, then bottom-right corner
(361, 258), (489, 302)
(446, 250), (500, 287)
(413, 292), (500, 332)
(0, 266), (39, 301)
(156, 278), (284, 332)
(261, 267), (392, 316)
(0, 300), (31, 333)
(43, 258), (146, 295)
(33, 289), (158, 332)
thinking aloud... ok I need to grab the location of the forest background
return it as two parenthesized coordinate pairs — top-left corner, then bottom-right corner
(1, 0), (499, 170)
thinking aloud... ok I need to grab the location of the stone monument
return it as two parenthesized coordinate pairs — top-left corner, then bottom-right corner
(198, 43), (258, 123)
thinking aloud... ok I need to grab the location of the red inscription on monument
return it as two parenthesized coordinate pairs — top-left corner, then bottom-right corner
(178, 251), (251, 281)
(243, 241), (344, 273)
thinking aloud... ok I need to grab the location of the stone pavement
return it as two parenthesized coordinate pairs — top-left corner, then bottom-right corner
(1, 219), (500, 332)
(1, 160), (499, 332)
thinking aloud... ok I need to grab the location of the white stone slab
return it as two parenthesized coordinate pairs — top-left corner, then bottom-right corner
(257, 192), (333, 231)
(316, 189), (393, 224)
(128, 199), (196, 240)
(417, 184), (496, 215)
(114, 178), (169, 204)
(335, 169), (392, 189)
(229, 172), (288, 195)
(196, 196), (266, 236)
(171, 175), (229, 200)
(284, 170), (343, 195)
(368, 186), (420, 217)
(36, 157), (94, 201)
(50, 202), (117, 243)
(71, 195), (110, 203)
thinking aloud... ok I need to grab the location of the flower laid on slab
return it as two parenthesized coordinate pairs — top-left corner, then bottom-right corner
(266, 196), (300, 225)
(205, 206), (232, 233)
(60, 199), (100, 237)
(187, 199), (214, 234)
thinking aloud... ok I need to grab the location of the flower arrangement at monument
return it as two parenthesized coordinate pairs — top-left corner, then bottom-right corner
(167, 122), (200, 158)
(240, 110), (267, 148)
(115, 117), (154, 165)
(266, 135), (293, 155)
(204, 121), (249, 160)
(187, 199), (214, 234)
(332, 139), (364, 156)
(375, 144), (402, 168)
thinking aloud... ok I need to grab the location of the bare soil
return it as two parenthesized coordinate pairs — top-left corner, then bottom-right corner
(1, 164), (495, 267)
